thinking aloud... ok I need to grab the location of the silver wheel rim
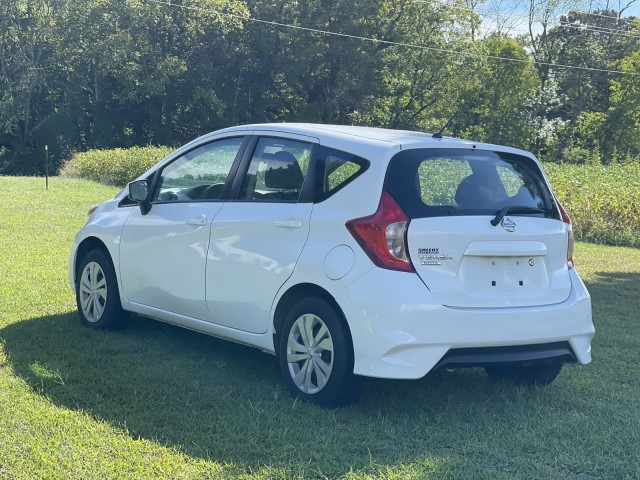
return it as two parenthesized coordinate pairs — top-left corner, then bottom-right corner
(79, 261), (107, 323)
(286, 313), (334, 394)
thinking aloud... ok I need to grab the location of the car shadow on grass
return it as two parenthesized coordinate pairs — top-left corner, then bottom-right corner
(1, 270), (632, 479)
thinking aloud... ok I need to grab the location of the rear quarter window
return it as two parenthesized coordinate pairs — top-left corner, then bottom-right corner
(387, 148), (559, 220)
(314, 146), (369, 202)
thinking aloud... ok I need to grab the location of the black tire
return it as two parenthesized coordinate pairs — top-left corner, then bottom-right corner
(484, 362), (563, 386)
(278, 297), (361, 407)
(75, 248), (128, 330)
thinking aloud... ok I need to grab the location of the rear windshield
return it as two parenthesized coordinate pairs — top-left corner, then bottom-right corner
(385, 148), (559, 220)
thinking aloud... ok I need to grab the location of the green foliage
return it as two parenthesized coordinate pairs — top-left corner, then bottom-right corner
(60, 146), (174, 186)
(559, 145), (601, 165)
(0, 0), (247, 174)
(459, 35), (538, 150)
(545, 162), (640, 248)
(352, 0), (471, 131)
(1, 1), (640, 173)
(605, 49), (640, 161)
(555, 112), (605, 164)
(528, 9), (640, 162)
(418, 158), (472, 205)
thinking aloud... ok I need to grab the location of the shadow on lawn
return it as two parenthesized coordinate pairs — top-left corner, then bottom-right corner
(1, 272), (635, 477)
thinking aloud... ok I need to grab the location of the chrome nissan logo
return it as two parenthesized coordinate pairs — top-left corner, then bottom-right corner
(501, 217), (516, 232)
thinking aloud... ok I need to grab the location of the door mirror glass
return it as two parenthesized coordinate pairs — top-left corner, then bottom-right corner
(128, 180), (149, 202)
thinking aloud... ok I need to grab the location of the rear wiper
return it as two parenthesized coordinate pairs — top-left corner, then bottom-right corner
(490, 205), (545, 226)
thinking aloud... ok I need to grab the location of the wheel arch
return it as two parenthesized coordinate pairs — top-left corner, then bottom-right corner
(74, 237), (112, 286)
(272, 283), (354, 357)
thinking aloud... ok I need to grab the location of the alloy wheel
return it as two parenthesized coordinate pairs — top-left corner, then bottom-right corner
(286, 313), (334, 394)
(79, 261), (107, 323)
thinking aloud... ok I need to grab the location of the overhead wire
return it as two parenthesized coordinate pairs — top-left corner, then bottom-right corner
(558, 19), (640, 37)
(414, 0), (640, 39)
(574, 7), (636, 23)
(143, 0), (639, 76)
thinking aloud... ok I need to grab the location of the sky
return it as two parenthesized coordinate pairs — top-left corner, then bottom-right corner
(456, 0), (640, 37)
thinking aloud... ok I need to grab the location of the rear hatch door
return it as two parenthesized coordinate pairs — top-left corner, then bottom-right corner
(406, 216), (570, 307)
(386, 147), (571, 308)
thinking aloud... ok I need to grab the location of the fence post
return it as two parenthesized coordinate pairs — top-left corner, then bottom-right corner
(45, 145), (49, 190)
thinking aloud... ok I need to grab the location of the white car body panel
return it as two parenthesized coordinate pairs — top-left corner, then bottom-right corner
(119, 202), (225, 320)
(336, 267), (593, 378)
(69, 123), (595, 385)
(126, 302), (275, 352)
(206, 201), (313, 333)
(407, 216), (572, 308)
(69, 200), (133, 304)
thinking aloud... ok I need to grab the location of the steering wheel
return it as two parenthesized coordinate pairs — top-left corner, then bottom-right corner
(201, 183), (225, 200)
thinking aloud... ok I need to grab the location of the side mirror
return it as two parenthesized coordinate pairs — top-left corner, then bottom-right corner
(127, 179), (152, 215)
(128, 179), (148, 202)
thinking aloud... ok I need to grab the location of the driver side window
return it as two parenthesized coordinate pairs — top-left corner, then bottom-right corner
(153, 137), (244, 202)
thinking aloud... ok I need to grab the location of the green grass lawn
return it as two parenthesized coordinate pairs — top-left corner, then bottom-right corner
(0, 176), (638, 479)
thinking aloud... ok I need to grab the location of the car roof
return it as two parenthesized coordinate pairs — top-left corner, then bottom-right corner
(131, 123), (541, 190)
(211, 123), (535, 159)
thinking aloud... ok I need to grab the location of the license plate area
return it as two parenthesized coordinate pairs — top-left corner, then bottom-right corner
(461, 256), (549, 295)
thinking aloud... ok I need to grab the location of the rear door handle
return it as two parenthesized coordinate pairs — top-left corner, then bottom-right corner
(275, 219), (303, 229)
(186, 215), (207, 227)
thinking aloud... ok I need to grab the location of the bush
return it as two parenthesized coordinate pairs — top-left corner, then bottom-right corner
(60, 146), (174, 187)
(545, 162), (640, 248)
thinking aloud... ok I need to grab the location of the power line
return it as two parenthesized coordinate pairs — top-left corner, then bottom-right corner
(143, 0), (639, 76)
(415, 0), (640, 39)
(458, 0), (633, 23)
(575, 8), (636, 23)
(558, 19), (640, 37)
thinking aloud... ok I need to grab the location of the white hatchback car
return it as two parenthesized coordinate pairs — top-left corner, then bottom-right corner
(70, 123), (594, 406)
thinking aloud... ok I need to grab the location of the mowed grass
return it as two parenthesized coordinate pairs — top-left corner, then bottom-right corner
(0, 176), (638, 479)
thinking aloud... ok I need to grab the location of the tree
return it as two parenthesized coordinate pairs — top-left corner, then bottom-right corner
(527, 4), (639, 161)
(606, 47), (640, 161)
(459, 34), (538, 149)
(353, 0), (479, 132)
(0, 0), (55, 173)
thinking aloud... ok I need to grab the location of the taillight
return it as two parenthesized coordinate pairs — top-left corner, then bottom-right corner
(346, 190), (414, 272)
(557, 200), (574, 269)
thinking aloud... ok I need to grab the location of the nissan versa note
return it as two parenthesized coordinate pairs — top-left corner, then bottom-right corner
(70, 124), (594, 407)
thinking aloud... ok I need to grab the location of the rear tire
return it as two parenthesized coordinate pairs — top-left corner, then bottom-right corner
(278, 297), (361, 407)
(484, 362), (563, 386)
(76, 248), (128, 330)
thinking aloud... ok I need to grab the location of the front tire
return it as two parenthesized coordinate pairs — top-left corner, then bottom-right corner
(278, 297), (361, 407)
(76, 248), (128, 330)
(484, 362), (563, 386)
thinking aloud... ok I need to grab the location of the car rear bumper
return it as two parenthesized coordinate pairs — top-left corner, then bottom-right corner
(337, 267), (594, 379)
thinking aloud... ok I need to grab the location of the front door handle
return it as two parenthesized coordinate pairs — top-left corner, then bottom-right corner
(186, 215), (207, 227)
(275, 219), (303, 229)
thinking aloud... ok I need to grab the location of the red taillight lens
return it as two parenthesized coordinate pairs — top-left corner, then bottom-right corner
(557, 200), (574, 269)
(346, 190), (414, 272)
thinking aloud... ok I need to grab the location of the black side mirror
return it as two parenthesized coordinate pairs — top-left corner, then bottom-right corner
(127, 179), (152, 215)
